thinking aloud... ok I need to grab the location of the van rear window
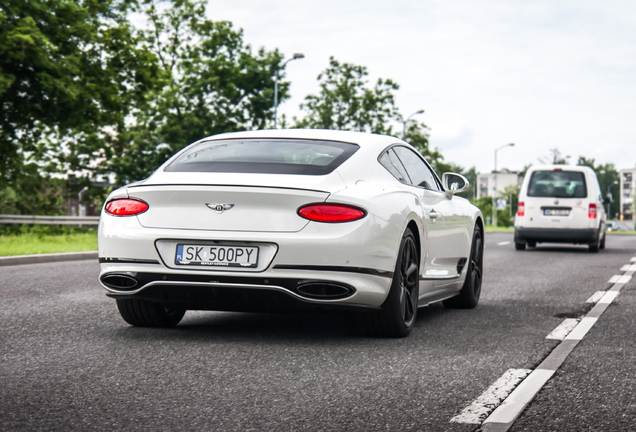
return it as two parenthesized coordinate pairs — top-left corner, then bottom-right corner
(528, 170), (587, 198)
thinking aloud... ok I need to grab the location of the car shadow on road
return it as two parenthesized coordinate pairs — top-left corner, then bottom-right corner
(112, 303), (453, 343)
(520, 245), (635, 255)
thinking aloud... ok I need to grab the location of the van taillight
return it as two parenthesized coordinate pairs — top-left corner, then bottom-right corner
(588, 203), (597, 219)
(517, 202), (525, 217)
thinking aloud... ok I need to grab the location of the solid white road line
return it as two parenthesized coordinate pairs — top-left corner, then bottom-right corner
(597, 290), (620, 304)
(473, 261), (634, 431)
(546, 318), (579, 340)
(450, 369), (531, 424)
(565, 317), (599, 341)
(481, 369), (555, 425)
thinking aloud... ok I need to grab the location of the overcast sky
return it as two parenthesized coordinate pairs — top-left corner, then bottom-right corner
(207, 0), (636, 174)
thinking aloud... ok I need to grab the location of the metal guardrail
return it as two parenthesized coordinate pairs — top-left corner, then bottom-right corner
(0, 214), (100, 225)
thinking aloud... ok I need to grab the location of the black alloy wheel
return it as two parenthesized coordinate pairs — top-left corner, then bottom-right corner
(444, 224), (483, 309)
(397, 232), (419, 328)
(350, 228), (420, 338)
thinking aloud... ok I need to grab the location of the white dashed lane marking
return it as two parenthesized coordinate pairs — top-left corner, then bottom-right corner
(457, 255), (636, 431)
(609, 274), (632, 284)
(450, 369), (531, 424)
(546, 318), (579, 340)
(497, 241), (511, 246)
(586, 291), (606, 303)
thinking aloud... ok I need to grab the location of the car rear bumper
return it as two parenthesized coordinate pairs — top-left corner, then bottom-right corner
(99, 268), (390, 311)
(514, 227), (599, 245)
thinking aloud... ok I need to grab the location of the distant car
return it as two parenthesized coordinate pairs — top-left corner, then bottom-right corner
(514, 164), (607, 252)
(98, 129), (484, 337)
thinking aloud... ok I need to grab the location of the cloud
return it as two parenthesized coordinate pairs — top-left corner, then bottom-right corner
(208, 0), (636, 172)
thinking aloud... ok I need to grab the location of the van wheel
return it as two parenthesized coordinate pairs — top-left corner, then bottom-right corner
(589, 229), (602, 253)
(515, 241), (526, 251)
(600, 232), (606, 250)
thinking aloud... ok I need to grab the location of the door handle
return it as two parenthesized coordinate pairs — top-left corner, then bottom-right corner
(429, 210), (440, 221)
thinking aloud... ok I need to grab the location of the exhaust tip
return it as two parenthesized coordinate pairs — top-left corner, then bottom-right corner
(101, 273), (139, 290)
(296, 281), (355, 300)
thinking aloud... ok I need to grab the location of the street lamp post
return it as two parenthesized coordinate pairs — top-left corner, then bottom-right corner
(493, 143), (515, 227)
(402, 109), (425, 139)
(273, 53), (304, 129)
(607, 181), (618, 219)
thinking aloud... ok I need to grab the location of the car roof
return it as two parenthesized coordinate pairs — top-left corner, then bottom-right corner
(196, 129), (406, 154)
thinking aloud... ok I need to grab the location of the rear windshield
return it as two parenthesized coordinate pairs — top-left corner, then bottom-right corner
(164, 138), (359, 175)
(528, 170), (587, 198)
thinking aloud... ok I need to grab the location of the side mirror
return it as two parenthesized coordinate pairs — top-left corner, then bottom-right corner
(603, 194), (612, 205)
(442, 172), (470, 198)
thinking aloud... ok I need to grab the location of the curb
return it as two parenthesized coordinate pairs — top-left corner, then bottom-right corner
(0, 251), (98, 267)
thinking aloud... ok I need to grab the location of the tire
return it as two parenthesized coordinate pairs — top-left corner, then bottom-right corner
(515, 241), (526, 251)
(527, 242), (536, 248)
(589, 228), (602, 253)
(443, 224), (483, 309)
(600, 231), (606, 250)
(351, 228), (419, 338)
(116, 299), (185, 327)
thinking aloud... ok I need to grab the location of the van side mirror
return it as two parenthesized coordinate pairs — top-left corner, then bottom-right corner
(442, 172), (470, 198)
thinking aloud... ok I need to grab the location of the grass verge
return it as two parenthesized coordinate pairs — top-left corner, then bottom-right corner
(0, 226), (98, 256)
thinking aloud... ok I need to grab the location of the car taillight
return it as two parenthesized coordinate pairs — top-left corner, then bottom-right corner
(517, 201), (525, 217)
(298, 203), (366, 223)
(588, 203), (597, 219)
(105, 199), (149, 216)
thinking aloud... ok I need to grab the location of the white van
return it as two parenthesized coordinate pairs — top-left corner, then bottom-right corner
(514, 165), (607, 252)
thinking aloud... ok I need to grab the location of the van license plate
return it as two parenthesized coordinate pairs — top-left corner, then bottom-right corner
(543, 209), (570, 216)
(175, 245), (259, 267)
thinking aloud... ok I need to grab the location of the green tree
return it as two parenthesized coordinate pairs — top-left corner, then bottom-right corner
(0, 0), (158, 188)
(460, 166), (478, 199)
(296, 57), (400, 134)
(538, 148), (570, 165)
(0, 164), (67, 215)
(404, 120), (444, 170)
(106, 0), (287, 184)
(497, 183), (520, 227)
(577, 156), (620, 219)
(402, 120), (470, 187)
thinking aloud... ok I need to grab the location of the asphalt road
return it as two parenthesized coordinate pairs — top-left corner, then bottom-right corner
(1, 232), (635, 431)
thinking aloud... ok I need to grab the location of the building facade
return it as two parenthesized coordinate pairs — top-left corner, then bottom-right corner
(476, 170), (523, 199)
(620, 168), (636, 220)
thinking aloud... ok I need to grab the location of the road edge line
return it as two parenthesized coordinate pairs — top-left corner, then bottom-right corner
(0, 251), (98, 267)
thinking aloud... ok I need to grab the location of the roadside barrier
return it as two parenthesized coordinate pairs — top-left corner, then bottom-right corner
(0, 215), (99, 225)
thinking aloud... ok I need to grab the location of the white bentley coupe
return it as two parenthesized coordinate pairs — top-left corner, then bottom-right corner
(98, 129), (484, 337)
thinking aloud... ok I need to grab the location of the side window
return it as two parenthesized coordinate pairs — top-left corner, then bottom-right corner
(379, 149), (411, 184)
(393, 146), (441, 191)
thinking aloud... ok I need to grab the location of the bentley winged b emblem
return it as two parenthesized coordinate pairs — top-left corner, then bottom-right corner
(206, 203), (235, 214)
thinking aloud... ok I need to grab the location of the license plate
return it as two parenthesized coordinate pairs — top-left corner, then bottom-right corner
(175, 244), (259, 268)
(543, 209), (570, 216)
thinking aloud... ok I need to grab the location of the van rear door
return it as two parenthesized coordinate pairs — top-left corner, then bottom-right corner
(521, 169), (594, 230)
